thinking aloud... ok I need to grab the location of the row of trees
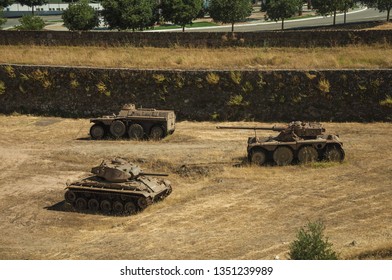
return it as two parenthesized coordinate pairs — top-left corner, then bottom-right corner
(264, 0), (391, 29)
(62, 0), (253, 32)
(1, 0), (391, 31)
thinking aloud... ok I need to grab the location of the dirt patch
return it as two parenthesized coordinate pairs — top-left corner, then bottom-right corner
(0, 116), (391, 260)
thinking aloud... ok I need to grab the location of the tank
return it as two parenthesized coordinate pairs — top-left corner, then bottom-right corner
(64, 158), (172, 215)
(89, 103), (176, 140)
(217, 121), (345, 166)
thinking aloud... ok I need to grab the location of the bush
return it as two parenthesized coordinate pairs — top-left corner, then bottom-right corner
(288, 221), (339, 260)
(16, 15), (45, 31)
(62, 0), (100, 31)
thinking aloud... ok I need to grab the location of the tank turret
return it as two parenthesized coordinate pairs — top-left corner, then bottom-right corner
(217, 121), (325, 142)
(64, 158), (172, 215)
(217, 121), (344, 166)
(91, 158), (168, 183)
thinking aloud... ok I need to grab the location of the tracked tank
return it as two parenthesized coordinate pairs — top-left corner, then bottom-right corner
(64, 158), (172, 215)
(217, 121), (344, 166)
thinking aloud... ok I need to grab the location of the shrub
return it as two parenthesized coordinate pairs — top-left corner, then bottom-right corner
(16, 15), (45, 31)
(288, 220), (339, 260)
(62, 0), (100, 31)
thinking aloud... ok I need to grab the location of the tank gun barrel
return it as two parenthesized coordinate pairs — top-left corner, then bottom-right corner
(140, 173), (169, 177)
(216, 125), (286, 131)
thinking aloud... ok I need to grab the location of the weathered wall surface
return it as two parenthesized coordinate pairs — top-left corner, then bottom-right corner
(0, 64), (391, 121)
(0, 29), (391, 47)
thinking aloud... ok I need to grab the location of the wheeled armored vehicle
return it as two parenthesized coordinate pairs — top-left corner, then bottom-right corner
(64, 158), (172, 215)
(89, 104), (176, 140)
(217, 121), (345, 166)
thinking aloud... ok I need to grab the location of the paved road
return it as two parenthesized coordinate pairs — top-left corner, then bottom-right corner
(2, 7), (389, 32)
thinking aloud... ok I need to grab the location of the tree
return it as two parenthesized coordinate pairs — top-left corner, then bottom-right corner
(361, 0), (392, 21)
(288, 221), (339, 260)
(16, 14), (45, 30)
(160, 0), (203, 32)
(264, 0), (302, 30)
(0, 0), (14, 7)
(209, 0), (253, 33)
(101, 0), (157, 31)
(341, 0), (355, 24)
(0, 8), (6, 29)
(312, 0), (347, 26)
(18, 0), (48, 15)
(62, 0), (100, 31)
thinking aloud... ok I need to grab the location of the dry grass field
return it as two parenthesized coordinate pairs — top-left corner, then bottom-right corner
(1, 44), (392, 69)
(0, 115), (391, 260)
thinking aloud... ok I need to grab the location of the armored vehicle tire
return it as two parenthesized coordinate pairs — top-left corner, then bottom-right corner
(298, 146), (318, 163)
(273, 146), (293, 166)
(128, 124), (144, 140)
(250, 150), (267, 165)
(64, 190), (76, 203)
(110, 120), (126, 138)
(124, 201), (137, 214)
(149, 126), (164, 140)
(325, 146), (344, 162)
(88, 199), (99, 211)
(75, 197), (87, 210)
(90, 124), (105, 140)
(100, 200), (111, 213)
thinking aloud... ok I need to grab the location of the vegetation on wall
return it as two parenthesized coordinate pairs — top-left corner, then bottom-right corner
(0, 65), (391, 122)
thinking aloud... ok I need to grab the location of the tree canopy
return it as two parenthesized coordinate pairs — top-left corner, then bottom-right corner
(0, 0), (14, 8)
(62, 0), (100, 31)
(18, 0), (48, 15)
(160, 0), (203, 32)
(101, 0), (157, 31)
(264, 0), (302, 30)
(209, 0), (253, 32)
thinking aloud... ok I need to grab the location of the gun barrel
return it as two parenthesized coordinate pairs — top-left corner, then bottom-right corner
(140, 173), (169, 177)
(216, 126), (284, 131)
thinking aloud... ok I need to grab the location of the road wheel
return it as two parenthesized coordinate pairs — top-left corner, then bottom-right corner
(324, 146), (345, 162)
(124, 201), (137, 215)
(109, 120), (126, 138)
(250, 150), (267, 166)
(88, 199), (99, 212)
(113, 201), (124, 213)
(64, 190), (76, 203)
(149, 126), (164, 140)
(100, 200), (111, 213)
(298, 146), (318, 163)
(75, 197), (87, 210)
(128, 124), (144, 140)
(273, 146), (293, 166)
(90, 124), (105, 140)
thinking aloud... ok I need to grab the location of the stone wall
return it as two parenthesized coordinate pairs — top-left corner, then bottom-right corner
(0, 64), (391, 121)
(1, 29), (391, 47)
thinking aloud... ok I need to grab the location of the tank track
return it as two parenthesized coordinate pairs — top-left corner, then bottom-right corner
(64, 186), (171, 215)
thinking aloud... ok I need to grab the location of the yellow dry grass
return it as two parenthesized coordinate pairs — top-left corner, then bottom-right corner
(1, 44), (392, 69)
(0, 115), (391, 260)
